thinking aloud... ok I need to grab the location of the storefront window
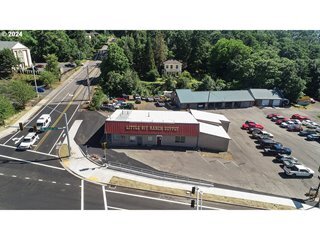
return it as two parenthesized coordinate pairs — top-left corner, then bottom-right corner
(147, 136), (153, 142)
(113, 135), (120, 141)
(175, 136), (185, 143)
(129, 136), (136, 142)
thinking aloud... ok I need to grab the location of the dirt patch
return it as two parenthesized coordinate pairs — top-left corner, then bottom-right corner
(109, 176), (294, 210)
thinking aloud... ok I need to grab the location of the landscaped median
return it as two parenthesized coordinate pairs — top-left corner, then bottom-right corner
(58, 144), (295, 210)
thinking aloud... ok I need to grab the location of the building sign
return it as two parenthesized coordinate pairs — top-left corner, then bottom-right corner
(125, 125), (179, 132)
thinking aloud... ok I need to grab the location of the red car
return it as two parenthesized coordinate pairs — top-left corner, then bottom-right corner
(291, 114), (310, 121)
(276, 118), (290, 125)
(267, 113), (280, 119)
(115, 97), (126, 102)
(242, 121), (264, 130)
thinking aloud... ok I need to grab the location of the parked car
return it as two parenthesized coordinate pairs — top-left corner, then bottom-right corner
(306, 134), (320, 141)
(65, 63), (76, 68)
(287, 124), (303, 132)
(115, 97), (126, 102)
(276, 118), (290, 125)
(299, 129), (317, 136)
(259, 138), (280, 148)
(305, 122), (319, 129)
(35, 87), (45, 93)
(282, 159), (302, 168)
(141, 96), (147, 101)
(155, 101), (165, 107)
(135, 99), (141, 104)
(291, 114), (310, 121)
(242, 121), (264, 130)
(310, 98), (316, 104)
(264, 144), (292, 156)
(17, 132), (39, 150)
(267, 113), (280, 119)
(253, 131), (273, 139)
(271, 115), (285, 122)
(248, 128), (263, 134)
(146, 97), (154, 102)
(154, 96), (160, 102)
(280, 120), (294, 128)
(275, 154), (298, 163)
(283, 165), (314, 178)
(292, 119), (301, 125)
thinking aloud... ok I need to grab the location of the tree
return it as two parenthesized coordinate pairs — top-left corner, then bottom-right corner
(305, 59), (320, 99)
(9, 80), (36, 109)
(145, 36), (156, 73)
(162, 75), (176, 91)
(39, 71), (57, 88)
(153, 32), (168, 71)
(198, 75), (215, 91)
(176, 71), (193, 89)
(0, 48), (19, 78)
(100, 43), (130, 78)
(0, 95), (15, 125)
(44, 54), (60, 77)
(89, 87), (106, 110)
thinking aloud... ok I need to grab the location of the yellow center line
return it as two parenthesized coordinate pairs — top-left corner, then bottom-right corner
(34, 66), (100, 151)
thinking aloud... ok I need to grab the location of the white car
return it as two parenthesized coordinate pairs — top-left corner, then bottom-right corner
(280, 120), (294, 128)
(302, 120), (312, 126)
(260, 131), (273, 138)
(292, 119), (301, 125)
(283, 165), (314, 178)
(36, 114), (51, 132)
(17, 132), (39, 150)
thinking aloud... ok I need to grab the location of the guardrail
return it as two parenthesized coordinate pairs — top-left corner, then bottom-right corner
(107, 161), (214, 188)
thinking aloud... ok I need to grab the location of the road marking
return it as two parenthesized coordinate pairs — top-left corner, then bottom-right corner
(34, 87), (85, 151)
(49, 93), (70, 115)
(102, 185), (108, 210)
(65, 183), (71, 186)
(12, 136), (24, 145)
(105, 189), (221, 210)
(81, 180), (84, 210)
(0, 143), (59, 158)
(38, 179), (43, 182)
(52, 181), (56, 184)
(11, 175), (17, 178)
(0, 154), (65, 171)
(108, 206), (126, 210)
(25, 177), (30, 180)
(0, 173), (4, 176)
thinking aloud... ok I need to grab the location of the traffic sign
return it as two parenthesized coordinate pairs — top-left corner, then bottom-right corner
(42, 127), (59, 131)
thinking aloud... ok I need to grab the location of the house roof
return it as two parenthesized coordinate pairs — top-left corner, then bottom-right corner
(106, 110), (199, 124)
(199, 122), (231, 139)
(175, 89), (255, 104)
(163, 59), (182, 65)
(190, 109), (230, 124)
(249, 89), (283, 100)
(0, 41), (18, 50)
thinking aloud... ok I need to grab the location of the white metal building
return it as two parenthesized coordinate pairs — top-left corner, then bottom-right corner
(0, 41), (33, 68)
(189, 109), (230, 132)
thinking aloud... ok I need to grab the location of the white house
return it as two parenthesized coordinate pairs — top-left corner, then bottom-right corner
(163, 59), (182, 75)
(0, 41), (33, 69)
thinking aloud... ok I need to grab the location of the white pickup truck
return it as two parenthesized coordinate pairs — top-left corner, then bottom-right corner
(36, 114), (51, 132)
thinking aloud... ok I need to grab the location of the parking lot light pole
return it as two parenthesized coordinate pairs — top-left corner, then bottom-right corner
(32, 65), (39, 98)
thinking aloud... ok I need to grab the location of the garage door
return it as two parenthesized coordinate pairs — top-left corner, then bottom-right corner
(272, 99), (281, 106)
(261, 99), (269, 106)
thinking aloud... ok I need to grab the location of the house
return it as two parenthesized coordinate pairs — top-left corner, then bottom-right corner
(172, 89), (255, 109)
(249, 89), (284, 107)
(0, 41), (33, 69)
(163, 59), (182, 76)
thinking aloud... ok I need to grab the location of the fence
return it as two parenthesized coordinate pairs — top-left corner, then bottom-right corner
(17, 69), (40, 75)
(107, 161), (214, 187)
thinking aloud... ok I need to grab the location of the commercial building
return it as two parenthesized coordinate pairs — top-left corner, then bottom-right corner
(190, 109), (230, 132)
(248, 88), (285, 107)
(105, 110), (231, 152)
(172, 89), (255, 109)
(0, 41), (33, 68)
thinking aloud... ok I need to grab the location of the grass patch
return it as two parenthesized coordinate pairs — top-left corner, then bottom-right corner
(109, 176), (294, 210)
(59, 144), (69, 159)
(200, 151), (233, 161)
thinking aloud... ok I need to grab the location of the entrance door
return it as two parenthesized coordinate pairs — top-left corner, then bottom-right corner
(137, 136), (143, 146)
(156, 135), (162, 146)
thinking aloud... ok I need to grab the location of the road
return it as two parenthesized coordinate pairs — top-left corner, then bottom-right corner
(0, 61), (258, 210)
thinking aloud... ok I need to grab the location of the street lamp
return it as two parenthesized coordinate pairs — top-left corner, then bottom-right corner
(32, 64), (39, 98)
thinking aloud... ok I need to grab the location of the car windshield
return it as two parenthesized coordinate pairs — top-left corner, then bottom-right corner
(23, 138), (31, 142)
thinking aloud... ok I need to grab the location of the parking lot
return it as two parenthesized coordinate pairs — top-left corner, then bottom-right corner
(115, 103), (320, 199)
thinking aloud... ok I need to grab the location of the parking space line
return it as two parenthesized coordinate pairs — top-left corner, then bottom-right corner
(102, 185), (108, 210)
(107, 206), (126, 210)
(81, 180), (84, 210)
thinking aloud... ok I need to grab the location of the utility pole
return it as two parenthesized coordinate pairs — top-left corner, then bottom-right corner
(87, 66), (91, 102)
(191, 186), (203, 210)
(206, 91), (211, 109)
(64, 113), (71, 157)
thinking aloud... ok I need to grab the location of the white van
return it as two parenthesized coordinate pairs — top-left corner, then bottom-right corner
(36, 114), (51, 131)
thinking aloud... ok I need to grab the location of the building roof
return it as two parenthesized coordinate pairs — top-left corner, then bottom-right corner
(199, 122), (231, 139)
(190, 109), (230, 124)
(249, 89), (283, 100)
(163, 59), (182, 65)
(175, 89), (255, 104)
(0, 41), (18, 50)
(107, 110), (199, 124)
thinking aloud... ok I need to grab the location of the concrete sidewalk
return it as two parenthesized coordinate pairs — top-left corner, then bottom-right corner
(0, 63), (88, 140)
(59, 120), (320, 210)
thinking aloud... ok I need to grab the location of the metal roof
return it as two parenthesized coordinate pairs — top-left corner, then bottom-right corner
(199, 122), (231, 139)
(249, 89), (282, 100)
(107, 110), (199, 124)
(0, 41), (18, 50)
(176, 89), (254, 104)
(190, 109), (230, 124)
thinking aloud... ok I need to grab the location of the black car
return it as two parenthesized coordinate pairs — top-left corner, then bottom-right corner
(248, 128), (262, 134)
(298, 130), (317, 136)
(259, 139), (280, 148)
(263, 144), (292, 156)
(155, 101), (165, 107)
(65, 63), (76, 68)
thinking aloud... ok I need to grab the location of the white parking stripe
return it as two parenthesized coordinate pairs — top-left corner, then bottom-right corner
(105, 189), (221, 210)
(81, 180), (84, 210)
(107, 206), (126, 210)
(102, 185), (108, 210)
(0, 154), (65, 171)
